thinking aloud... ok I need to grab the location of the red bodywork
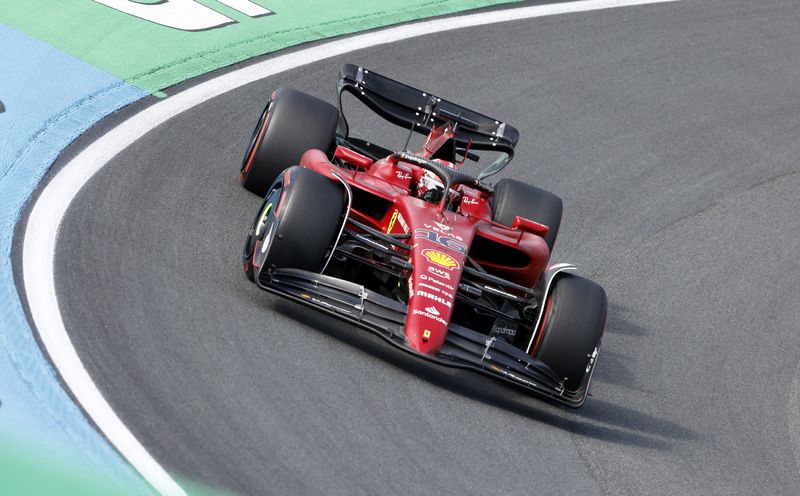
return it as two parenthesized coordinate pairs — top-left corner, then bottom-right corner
(299, 126), (550, 355)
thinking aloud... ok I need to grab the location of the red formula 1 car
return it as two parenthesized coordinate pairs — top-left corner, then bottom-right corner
(239, 64), (607, 407)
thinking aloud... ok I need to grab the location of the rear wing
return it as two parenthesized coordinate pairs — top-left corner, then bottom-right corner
(337, 64), (520, 178)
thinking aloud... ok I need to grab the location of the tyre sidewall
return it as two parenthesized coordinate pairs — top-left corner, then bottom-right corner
(491, 178), (563, 253)
(254, 166), (345, 275)
(241, 88), (339, 196)
(533, 274), (607, 391)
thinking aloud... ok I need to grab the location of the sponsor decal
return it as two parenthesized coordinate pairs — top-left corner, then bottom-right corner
(414, 228), (467, 253)
(412, 309), (447, 326)
(386, 209), (409, 234)
(488, 364), (538, 388)
(418, 282), (442, 294)
(416, 290), (452, 308)
(424, 306), (439, 316)
(423, 222), (463, 241)
(491, 325), (517, 337)
(433, 221), (450, 232)
(421, 249), (459, 270)
(311, 296), (352, 314)
(395, 170), (412, 181)
(483, 285), (518, 299)
(397, 213), (409, 233)
(355, 233), (387, 250)
(462, 196), (479, 206)
(420, 273), (455, 291)
(422, 329), (432, 341)
(387, 210), (398, 234)
(300, 291), (353, 315)
(426, 265), (452, 280)
(423, 221), (449, 232)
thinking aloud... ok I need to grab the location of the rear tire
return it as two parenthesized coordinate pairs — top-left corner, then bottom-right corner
(533, 274), (607, 391)
(491, 178), (562, 253)
(240, 88), (339, 196)
(245, 166), (345, 281)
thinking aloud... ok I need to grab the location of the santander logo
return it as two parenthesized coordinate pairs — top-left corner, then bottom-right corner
(411, 309), (447, 325)
(425, 306), (440, 316)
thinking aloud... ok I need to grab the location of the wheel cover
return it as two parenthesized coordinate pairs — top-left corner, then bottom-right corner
(251, 183), (283, 270)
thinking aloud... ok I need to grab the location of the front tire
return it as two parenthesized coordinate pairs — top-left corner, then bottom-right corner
(243, 166), (346, 282)
(533, 274), (607, 391)
(240, 88), (339, 196)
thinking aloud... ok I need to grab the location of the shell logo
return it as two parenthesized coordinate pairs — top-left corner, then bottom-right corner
(422, 249), (459, 270)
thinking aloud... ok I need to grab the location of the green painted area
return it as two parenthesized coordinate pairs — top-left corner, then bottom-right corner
(0, 439), (235, 496)
(0, 0), (521, 94)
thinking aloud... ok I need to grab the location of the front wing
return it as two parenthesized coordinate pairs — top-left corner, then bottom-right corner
(257, 268), (592, 407)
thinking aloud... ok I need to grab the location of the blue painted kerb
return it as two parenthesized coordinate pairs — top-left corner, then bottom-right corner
(0, 24), (152, 491)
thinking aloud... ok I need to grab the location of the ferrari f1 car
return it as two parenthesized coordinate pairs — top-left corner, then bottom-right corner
(239, 64), (607, 407)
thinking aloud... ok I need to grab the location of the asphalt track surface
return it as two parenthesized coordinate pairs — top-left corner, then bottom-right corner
(24, 0), (800, 494)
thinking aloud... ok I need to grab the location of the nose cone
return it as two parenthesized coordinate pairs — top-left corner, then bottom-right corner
(405, 307), (448, 354)
(405, 286), (454, 354)
(405, 244), (465, 355)
(400, 202), (471, 355)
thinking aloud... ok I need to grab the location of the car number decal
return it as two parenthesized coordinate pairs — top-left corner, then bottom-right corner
(414, 228), (467, 254)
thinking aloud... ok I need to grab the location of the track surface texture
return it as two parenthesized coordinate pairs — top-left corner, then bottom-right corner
(40, 0), (800, 494)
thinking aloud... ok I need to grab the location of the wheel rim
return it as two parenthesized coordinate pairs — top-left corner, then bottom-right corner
(247, 182), (283, 270)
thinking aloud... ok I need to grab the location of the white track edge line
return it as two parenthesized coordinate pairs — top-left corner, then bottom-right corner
(21, 1), (679, 494)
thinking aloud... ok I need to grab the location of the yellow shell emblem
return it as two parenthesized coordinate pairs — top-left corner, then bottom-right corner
(422, 249), (459, 270)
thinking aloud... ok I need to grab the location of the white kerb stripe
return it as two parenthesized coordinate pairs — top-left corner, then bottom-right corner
(21, 0), (679, 494)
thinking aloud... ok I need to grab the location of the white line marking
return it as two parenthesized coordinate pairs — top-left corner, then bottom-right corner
(21, 0), (679, 494)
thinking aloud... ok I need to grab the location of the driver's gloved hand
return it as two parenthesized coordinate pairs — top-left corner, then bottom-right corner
(421, 187), (443, 203)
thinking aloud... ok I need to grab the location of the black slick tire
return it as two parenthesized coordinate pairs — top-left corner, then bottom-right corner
(490, 178), (563, 253)
(533, 274), (607, 391)
(245, 166), (345, 281)
(240, 88), (339, 196)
